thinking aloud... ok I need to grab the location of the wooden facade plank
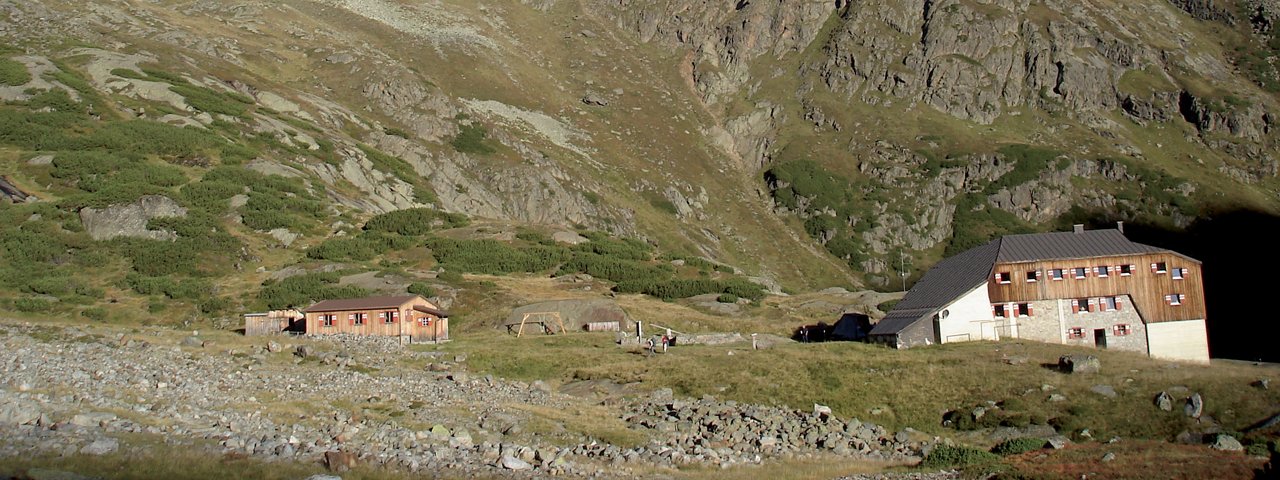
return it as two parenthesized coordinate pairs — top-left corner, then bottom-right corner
(988, 252), (1205, 324)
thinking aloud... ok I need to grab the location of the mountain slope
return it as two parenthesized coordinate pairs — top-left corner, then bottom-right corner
(1, 0), (1279, 327)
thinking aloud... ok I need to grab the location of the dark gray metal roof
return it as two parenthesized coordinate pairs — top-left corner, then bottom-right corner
(995, 229), (1169, 263)
(871, 240), (999, 335)
(868, 308), (933, 336)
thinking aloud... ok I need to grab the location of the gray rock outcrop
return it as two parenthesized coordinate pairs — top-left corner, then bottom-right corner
(78, 195), (187, 241)
(1059, 354), (1101, 374)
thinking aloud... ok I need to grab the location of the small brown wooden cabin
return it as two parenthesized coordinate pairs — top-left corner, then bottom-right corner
(303, 295), (449, 343)
(244, 309), (303, 336)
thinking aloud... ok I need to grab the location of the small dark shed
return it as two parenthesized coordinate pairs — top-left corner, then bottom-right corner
(830, 313), (872, 341)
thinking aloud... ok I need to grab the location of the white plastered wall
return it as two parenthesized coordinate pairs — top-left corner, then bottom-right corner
(937, 284), (995, 343)
(1146, 319), (1210, 364)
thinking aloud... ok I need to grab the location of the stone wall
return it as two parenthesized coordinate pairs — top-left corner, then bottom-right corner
(1012, 296), (1147, 354)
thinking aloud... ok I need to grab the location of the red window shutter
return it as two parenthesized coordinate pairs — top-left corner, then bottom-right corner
(349, 314), (354, 326)
(1115, 297), (1123, 310)
(1035, 270), (1042, 279)
(1151, 263), (1158, 272)
(1071, 299), (1080, 314)
(1027, 304), (1034, 316)
(1087, 298), (1095, 312)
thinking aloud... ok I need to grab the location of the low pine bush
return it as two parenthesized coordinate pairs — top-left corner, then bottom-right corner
(990, 437), (1046, 456)
(920, 444), (1000, 469)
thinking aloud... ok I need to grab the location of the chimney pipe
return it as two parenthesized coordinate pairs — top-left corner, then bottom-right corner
(1116, 221), (1125, 233)
(1073, 224), (1085, 234)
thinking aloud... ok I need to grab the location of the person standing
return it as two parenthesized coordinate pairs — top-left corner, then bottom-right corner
(661, 334), (669, 353)
(646, 336), (656, 356)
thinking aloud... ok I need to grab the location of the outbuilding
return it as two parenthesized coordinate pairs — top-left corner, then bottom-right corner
(302, 295), (449, 344)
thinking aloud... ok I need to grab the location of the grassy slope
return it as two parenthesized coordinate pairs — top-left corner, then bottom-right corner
(441, 328), (1280, 443)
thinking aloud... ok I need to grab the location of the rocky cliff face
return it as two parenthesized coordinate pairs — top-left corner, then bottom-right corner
(3, 0), (1280, 291)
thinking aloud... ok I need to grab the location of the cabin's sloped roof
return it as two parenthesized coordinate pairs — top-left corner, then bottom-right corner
(304, 295), (420, 313)
(413, 305), (449, 317)
(870, 241), (998, 335)
(995, 229), (1171, 263)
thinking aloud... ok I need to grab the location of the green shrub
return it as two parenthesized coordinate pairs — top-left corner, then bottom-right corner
(436, 271), (463, 283)
(80, 307), (108, 322)
(383, 126), (411, 138)
(27, 88), (83, 113)
(987, 144), (1059, 194)
(306, 232), (416, 261)
(615, 278), (764, 301)
(13, 297), (54, 312)
(450, 124), (496, 154)
(258, 272), (372, 310)
(991, 437), (1046, 456)
(427, 237), (570, 274)
(407, 282), (435, 298)
(169, 84), (251, 117)
(574, 233), (653, 261)
(556, 254), (669, 283)
(716, 293), (738, 303)
(0, 57), (31, 86)
(920, 444), (1000, 469)
(363, 208), (468, 235)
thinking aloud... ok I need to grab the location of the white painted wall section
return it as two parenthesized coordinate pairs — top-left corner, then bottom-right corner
(937, 284), (994, 343)
(1146, 319), (1210, 364)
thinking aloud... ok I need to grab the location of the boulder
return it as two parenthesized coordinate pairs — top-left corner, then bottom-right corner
(70, 412), (117, 428)
(551, 231), (589, 245)
(581, 92), (609, 106)
(80, 438), (119, 455)
(501, 455), (532, 470)
(324, 451), (358, 472)
(0, 398), (42, 425)
(1185, 393), (1204, 419)
(1090, 385), (1118, 399)
(1211, 434), (1244, 452)
(78, 195), (187, 241)
(1154, 391), (1173, 411)
(1059, 354), (1100, 374)
(1046, 436), (1070, 449)
(295, 345), (313, 359)
(266, 341), (282, 353)
(180, 336), (204, 348)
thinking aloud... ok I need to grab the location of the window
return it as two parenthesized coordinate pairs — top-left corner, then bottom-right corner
(1103, 296), (1120, 311)
(1073, 267), (1088, 279)
(995, 272), (1012, 284)
(1152, 262), (1168, 274)
(1049, 268), (1065, 281)
(1172, 268), (1186, 280)
(1113, 324), (1132, 336)
(419, 316), (431, 327)
(352, 312), (366, 325)
(1166, 293), (1184, 306)
(1026, 271), (1039, 283)
(382, 311), (398, 324)
(1017, 303), (1033, 317)
(1119, 264), (1134, 276)
(322, 314), (335, 327)
(1071, 298), (1091, 314)
(1095, 265), (1110, 278)
(1067, 327), (1085, 339)
(993, 304), (1007, 318)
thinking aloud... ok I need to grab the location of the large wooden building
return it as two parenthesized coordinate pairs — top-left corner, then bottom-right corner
(302, 295), (449, 343)
(869, 225), (1209, 363)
